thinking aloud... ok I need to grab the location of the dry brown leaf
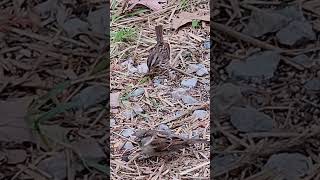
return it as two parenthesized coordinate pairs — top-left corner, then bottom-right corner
(172, 12), (209, 30)
(127, 0), (167, 12)
(303, 0), (320, 16)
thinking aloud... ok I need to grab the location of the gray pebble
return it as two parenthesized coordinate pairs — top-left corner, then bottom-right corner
(175, 111), (183, 118)
(158, 124), (170, 132)
(19, 49), (32, 57)
(197, 64), (206, 69)
(264, 153), (310, 179)
(121, 128), (135, 137)
(193, 110), (208, 119)
(276, 21), (315, 46)
(196, 68), (209, 76)
(121, 58), (134, 66)
(130, 88), (145, 97)
(110, 119), (116, 127)
(137, 63), (149, 74)
(123, 142), (134, 150)
(122, 110), (135, 119)
(304, 78), (320, 91)
(186, 64), (200, 73)
(181, 95), (198, 104)
(132, 104), (143, 114)
(153, 79), (162, 85)
(181, 78), (198, 88)
(203, 40), (211, 49)
(128, 64), (138, 73)
(171, 88), (187, 100)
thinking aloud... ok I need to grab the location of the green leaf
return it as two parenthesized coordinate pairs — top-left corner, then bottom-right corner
(192, 19), (200, 28)
(111, 28), (136, 42)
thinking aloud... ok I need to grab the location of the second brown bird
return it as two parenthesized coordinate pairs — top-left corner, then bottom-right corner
(147, 25), (170, 72)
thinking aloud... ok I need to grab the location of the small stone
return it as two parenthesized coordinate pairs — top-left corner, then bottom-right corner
(193, 110), (208, 119)
(197, 64), (206, 69)
(230, 106), (273, 132)
(137, 63), (149, 74)
(304, 78), (320, 91)
(186, 64), (200, 73)
(6, 149), (27, 164)
(196, 68), (209, 76)
(153, 79), (162, 85)
(180, 133), (189, 139)
(181, 95), (198, 104)
(110, 119), (116, 127)
(110, 108), (119, 114)
(132, 104), (143, 114)
(123, 142), (134, 150)
(128, 64), (138, 73)
(203, 40), (211, 49)
(264, 153), (310, 179)
(121, 58), (134, 66)
(19, 49), (32, 57)
(121, 128), (135, 137)
(181, 78), (198, 88)
(158, 124), (170, 132)
(191, 130), (200, 138)
(175, 111), (183, 118)
(171, 88), (187, 100)
(276, 21), (316, 46)
(110, 92), (121, 108)
(122, 110), (135, 119)
(292, 54), (313, 68)
(130, 88), (145, 97)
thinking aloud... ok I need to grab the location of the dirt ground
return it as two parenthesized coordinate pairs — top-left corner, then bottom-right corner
(110, 0), (210, 179)
(213, 0), (320, 179)
(0, 0), (108, 179)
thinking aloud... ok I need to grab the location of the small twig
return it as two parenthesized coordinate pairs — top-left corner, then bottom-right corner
(212, 22), (282, 51)
(180, 161), (209, 175)
(112, 131), (138, 144)
(157, 103), (208, 126)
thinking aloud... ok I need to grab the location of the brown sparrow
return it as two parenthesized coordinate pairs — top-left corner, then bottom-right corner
(133, 129), (209, 158)
(147, 25), (170, 72)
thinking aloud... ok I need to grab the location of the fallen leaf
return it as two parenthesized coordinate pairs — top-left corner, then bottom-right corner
(110, 92), (121, 108)
(172, 12), (209, 30)
(0, 97), (35, 143)
(127, 0), (167, 12)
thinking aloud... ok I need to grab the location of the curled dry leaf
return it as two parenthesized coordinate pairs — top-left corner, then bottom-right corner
(127, 0), (167, 12)
(172, 12), (209, 30)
